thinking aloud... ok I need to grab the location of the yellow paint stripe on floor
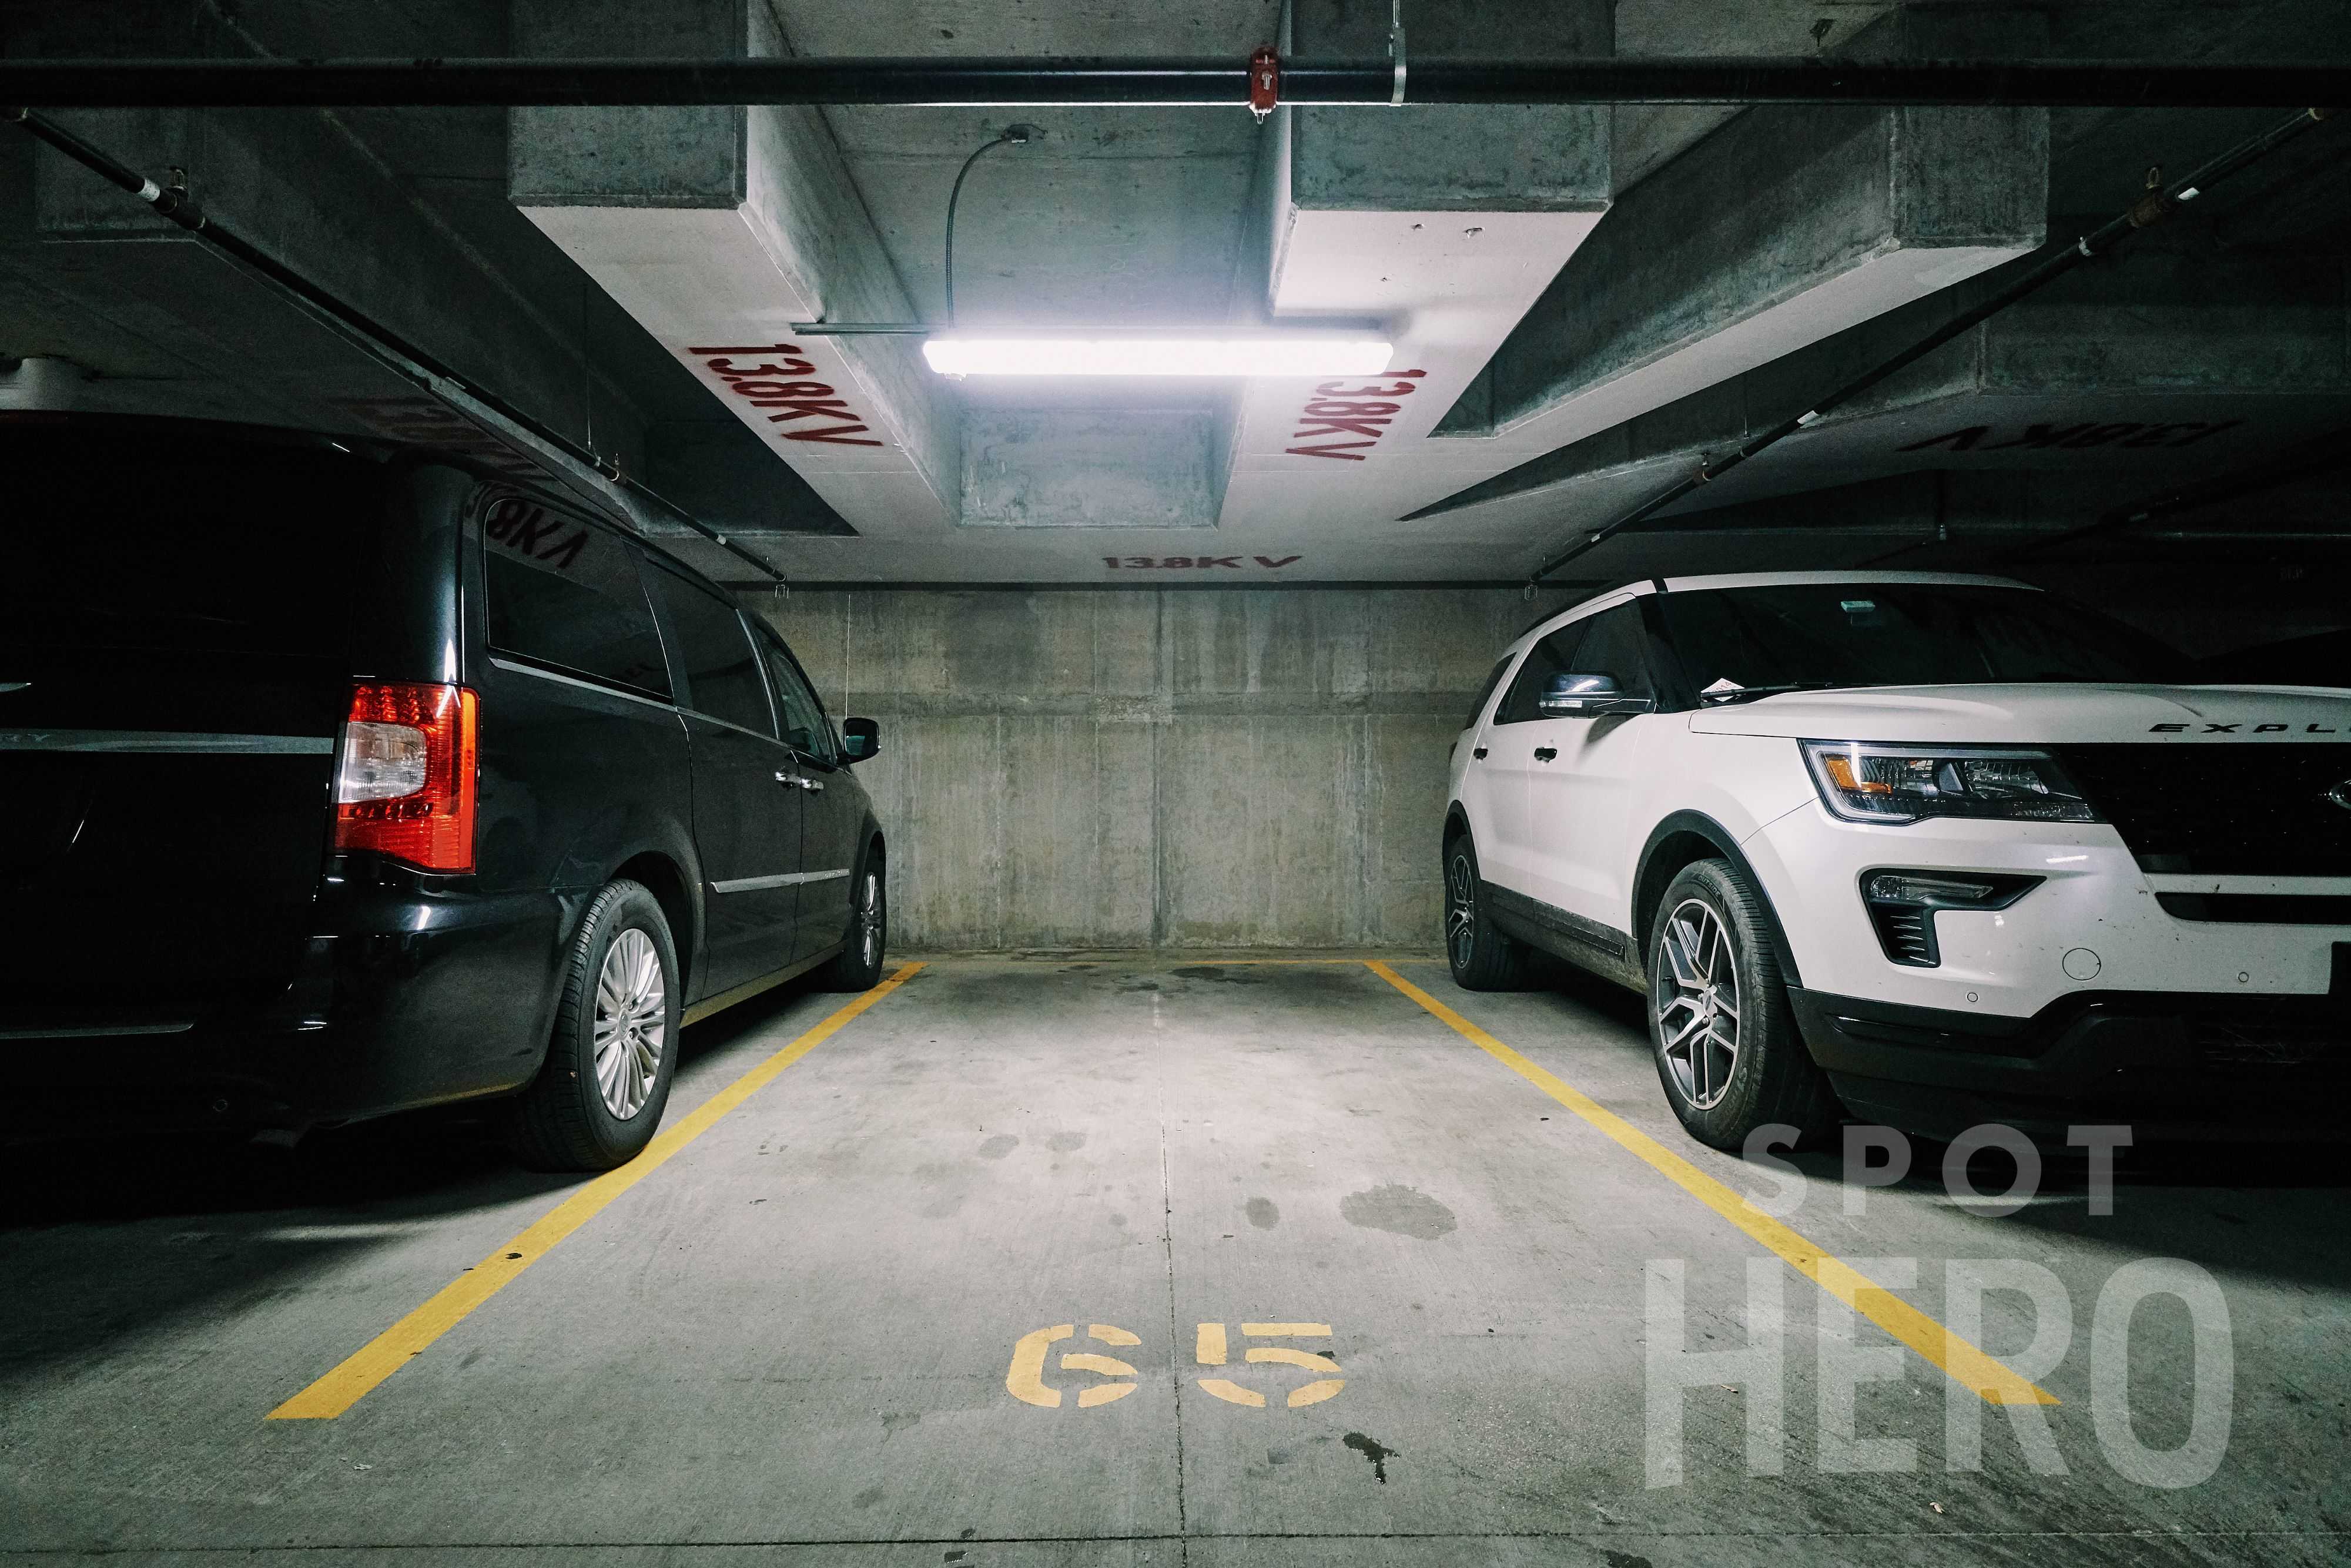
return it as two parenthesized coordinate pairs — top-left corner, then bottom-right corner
(1365, 961), (2056, 1408)
(267, 963), (926, 1420)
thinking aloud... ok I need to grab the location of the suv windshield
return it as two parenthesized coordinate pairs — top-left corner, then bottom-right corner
(1653, 583), (2201, 699)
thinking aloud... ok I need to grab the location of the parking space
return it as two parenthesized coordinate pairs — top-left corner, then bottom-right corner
(5, 958), (2345, 1564)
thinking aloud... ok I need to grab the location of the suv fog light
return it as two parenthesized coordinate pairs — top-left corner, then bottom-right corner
(1860, 870), (2042, 968)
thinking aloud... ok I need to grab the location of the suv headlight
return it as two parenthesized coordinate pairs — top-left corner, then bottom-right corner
(1801, 742), (2100, 825)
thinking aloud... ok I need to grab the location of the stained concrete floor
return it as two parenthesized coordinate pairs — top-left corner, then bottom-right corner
(2, 956), (2347, 1566)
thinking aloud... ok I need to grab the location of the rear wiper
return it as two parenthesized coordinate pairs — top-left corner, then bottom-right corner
(1698, 681), (1851, 706)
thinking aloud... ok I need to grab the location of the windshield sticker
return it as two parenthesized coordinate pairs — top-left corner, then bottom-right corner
(1702, 678), (1744, 696)
(1840, 600), (1876, 614)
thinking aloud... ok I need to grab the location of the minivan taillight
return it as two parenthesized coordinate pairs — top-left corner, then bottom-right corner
(334, 682), (478, 872)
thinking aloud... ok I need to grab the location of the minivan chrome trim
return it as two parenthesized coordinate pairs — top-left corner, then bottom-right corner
(486, 655), (674, 711)
(709, 867), (852, 894)
(0, 730), (334, 754)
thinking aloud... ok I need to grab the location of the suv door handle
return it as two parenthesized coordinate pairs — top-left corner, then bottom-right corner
(774, 770), (826, 793)
(1533, 747), (1558, 763)
(1472, 746), (1488, 760)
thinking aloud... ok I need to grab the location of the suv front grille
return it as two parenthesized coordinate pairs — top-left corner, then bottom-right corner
(2063, 744), (2351, 877)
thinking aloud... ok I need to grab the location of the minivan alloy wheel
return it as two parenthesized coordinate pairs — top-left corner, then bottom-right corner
(594, 927), (667, 1120)
(1653, 898), (1741, 1110)
(855, 870), (883, 969)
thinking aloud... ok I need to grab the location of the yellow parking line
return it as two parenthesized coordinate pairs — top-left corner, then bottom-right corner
(1365, 961), (2056, 1408)
(267, 963), (926, 1420)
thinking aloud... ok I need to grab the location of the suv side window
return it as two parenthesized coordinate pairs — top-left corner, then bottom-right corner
(759, 635), (839, 763)
(1464, 656), (1512, 730)
(1493, 618), (1592, 724)
(481, 496), (668, 698)
(1569, 604), (1657, 703)
(647, 567), (775, 736)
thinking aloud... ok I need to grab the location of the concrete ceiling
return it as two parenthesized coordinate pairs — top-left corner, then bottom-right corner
(3, 0), (2348, 591)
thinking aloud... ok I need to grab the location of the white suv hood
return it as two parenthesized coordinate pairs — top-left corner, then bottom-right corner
(1687, 684), (2351, 745)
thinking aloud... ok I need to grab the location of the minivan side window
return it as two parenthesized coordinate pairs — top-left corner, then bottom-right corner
(481, 496), (668, 698)
(758, 636), (839, 763)
(1493, 618), (1592, 724)
(647, 568), (774, 736)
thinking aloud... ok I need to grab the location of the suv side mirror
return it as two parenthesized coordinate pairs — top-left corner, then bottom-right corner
(840, 716), (880, 763)
(1538, 672), (1656, 718)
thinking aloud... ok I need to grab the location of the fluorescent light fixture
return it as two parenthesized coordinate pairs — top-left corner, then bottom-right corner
(921, 331), (1392, 378)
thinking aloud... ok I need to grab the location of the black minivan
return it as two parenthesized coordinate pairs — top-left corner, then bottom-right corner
(2, 416), (888, 1170)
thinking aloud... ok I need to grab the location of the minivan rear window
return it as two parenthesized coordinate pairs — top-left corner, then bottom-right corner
(481, 495), (669, 698)
(1, 426), (367, 661)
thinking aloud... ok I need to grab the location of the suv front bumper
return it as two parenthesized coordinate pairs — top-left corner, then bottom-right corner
(1791, 980), (2351, 1142)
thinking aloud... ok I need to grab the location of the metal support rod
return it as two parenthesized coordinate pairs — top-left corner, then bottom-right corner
(0, 55), (2347, 109)
(1525, 105), (2337, 588)
(4, 106), (785, 585)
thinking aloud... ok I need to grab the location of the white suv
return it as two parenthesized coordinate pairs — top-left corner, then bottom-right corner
(1442, 571), (2351, 1149)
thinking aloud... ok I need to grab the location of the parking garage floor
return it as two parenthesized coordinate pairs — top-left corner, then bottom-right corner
(4, 957), (2346, 1567)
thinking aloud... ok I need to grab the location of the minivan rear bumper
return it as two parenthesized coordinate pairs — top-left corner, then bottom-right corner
(1790, 983), (2351, 1143)
(12, 881), (569, 1138)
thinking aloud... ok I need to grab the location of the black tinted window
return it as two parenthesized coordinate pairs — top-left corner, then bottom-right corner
(648, 569), (772, 735)
(759, 638), (837, 762)
(1569, 605), (1656, 702)
(482, 497), (668, 698)
(1494, 618), (1592, 724)
(1653, 585), (2199, 699)
(2, 426), (365, 660)
(1465, 657), (1512, 729)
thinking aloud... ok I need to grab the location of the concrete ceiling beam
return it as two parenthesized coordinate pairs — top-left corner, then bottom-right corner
(1439, 8), (2052, 470)
(1213, 0), (1615, 539)
(510, 0), (957, 542)
(1412, 222), (2351, 581)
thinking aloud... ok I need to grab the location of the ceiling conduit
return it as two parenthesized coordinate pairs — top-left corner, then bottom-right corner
(2, 56), (2348, 110)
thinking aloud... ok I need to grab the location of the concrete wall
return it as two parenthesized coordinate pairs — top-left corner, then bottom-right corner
(744, 587), (1571, 952)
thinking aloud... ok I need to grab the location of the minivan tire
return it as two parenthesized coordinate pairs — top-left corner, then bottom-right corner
(816, 842), (887, 991)
(1444, 830), (1532, 991)
(1645, 859), (1841, 1151)
(510, 879), (681, 1172)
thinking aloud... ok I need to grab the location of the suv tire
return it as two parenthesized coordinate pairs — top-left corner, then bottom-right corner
(1444, 831), (1532, 991)
(1645, 859), (1840, 1150)
(511, 879), (681, 1171)
(816, 842), (887, 991)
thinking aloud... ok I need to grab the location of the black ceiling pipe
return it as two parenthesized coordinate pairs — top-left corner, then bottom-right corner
(0, 55), (2347, 109)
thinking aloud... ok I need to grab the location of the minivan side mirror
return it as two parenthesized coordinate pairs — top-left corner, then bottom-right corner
(841, 716), (881, 763)
(1538, 672), (1656, 718)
